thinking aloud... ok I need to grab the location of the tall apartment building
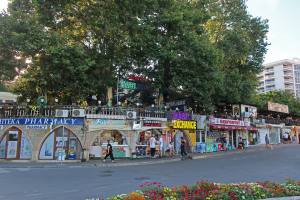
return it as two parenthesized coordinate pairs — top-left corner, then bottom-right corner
(257, 58), (300, 97)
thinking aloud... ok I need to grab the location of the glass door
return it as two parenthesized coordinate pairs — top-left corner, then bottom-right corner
(6, 131), (20, 159)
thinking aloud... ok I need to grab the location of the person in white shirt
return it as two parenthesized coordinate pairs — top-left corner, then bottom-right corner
(159, 136), (164, 157)
(149, 135), (156, 158)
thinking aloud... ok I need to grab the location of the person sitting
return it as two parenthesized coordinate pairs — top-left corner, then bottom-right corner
(238, 136), (244, 149)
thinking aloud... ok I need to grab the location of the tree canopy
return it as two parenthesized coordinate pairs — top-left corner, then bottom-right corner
(0, 0), (269, 111)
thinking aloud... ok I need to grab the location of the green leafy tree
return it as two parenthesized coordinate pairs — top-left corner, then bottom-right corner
(204, 0), (269, 105)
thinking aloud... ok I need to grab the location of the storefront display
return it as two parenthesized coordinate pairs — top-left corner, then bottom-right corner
(136, 130), (167, 157)
(101, 144), (130, 158)
(39, 126), (82, 160)
(270, 127), (281, 144)
(248, 131), (259, 145)
(0, 128), (33, 160)
(90, 130), (129, 158)
(208, 117), (250, 150)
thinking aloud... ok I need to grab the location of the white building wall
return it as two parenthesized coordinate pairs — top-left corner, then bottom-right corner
(274, 65), (285, 90)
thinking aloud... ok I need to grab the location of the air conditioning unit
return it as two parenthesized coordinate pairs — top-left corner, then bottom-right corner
(72, 109), (85, 117)
(55, 109), (69, 118)
(133, 120), (142, 130)
(126, 111), (137, 119)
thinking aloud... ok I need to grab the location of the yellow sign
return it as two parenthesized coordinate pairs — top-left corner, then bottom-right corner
(186, 130), (196, 146)
(173, 120), (196, 130)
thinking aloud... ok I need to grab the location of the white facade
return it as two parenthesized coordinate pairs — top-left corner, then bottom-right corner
(257, 58), (300, 98)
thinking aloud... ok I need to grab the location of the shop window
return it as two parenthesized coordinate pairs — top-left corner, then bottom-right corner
(100, 130), (127, 145)
(39, 127), (82, 160)
(137, 131), (152, 145)
(0, 127), (32, 160)
(0, 135), (7, 158)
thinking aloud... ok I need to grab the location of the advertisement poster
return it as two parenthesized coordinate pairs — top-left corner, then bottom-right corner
(101, 146), (126, 158)
(6, 141), (18, 159)
(39, 132), (54, 159)
(0, 137), (6, 158)
(20, 133), (32, 159)
(56, 137), (68, 148)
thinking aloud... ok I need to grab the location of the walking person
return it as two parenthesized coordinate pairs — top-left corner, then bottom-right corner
(180, 137), (187, 160)
(149, 135), (156, 158)
(265, 134), (272, 150)
(159, 136), (164, 158)
(168, 141), (175, 158)
(103, 140), (115, 162)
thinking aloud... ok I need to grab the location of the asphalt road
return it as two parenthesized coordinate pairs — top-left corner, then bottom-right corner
(0, 145), (300, 200)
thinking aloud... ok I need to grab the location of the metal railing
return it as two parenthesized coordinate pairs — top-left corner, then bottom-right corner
(0, 105), (167, 119)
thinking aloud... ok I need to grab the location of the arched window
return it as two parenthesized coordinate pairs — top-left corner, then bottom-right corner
(0, 127), (32, 159)
(39, 126), (82, 160)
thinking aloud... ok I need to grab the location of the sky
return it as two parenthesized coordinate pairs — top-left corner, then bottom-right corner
(0, 0), (299, 64)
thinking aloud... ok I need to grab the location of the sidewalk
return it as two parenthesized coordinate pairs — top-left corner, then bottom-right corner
(0, 144), (294, 168)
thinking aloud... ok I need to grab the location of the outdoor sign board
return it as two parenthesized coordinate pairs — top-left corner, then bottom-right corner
(0, 118), (84, 126)
(192, 115), (207, 130)
(241, 104), (257, 118)
(143, 120), (162, 127)
(87, 119), (129, 130)
(209, 117), (250, 127)
(172, 112), (192, 120)
(173, 120), (197, 130)
(120, 79), (137, 90)
(268, 101), (289, 114)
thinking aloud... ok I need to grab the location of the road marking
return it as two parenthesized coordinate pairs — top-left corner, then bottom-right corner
(25, 193), (43, 197)
(0, 169), (10, 174)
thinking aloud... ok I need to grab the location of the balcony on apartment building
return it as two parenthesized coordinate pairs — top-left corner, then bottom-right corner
(285, 84), (294, 91)
(284, 71), (294, 78)
(283, 64), (293, 72)
(284, 76), (294, 83)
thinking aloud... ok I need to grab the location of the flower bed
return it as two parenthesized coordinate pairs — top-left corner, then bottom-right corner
(105, 180), (300, 200)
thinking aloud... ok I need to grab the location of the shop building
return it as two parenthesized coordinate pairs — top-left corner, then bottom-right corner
(87, 112), (168, 159)
(0, 117), (84, 161)
(207, 117), (251, 152)
(87, 118), (132, 159)
(167, 112), (196, 153)
(255, 123), (282, 145)
(135, 120), (168, 158)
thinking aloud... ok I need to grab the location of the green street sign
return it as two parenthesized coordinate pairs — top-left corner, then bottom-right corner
(120, 79), (136, 90)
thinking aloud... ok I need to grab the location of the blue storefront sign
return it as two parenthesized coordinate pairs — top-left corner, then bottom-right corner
(0, 118), (84, 126)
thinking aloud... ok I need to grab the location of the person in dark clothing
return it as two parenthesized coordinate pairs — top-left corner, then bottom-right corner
(103, 140), (115, 162)
(180, 137), (187, 159)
